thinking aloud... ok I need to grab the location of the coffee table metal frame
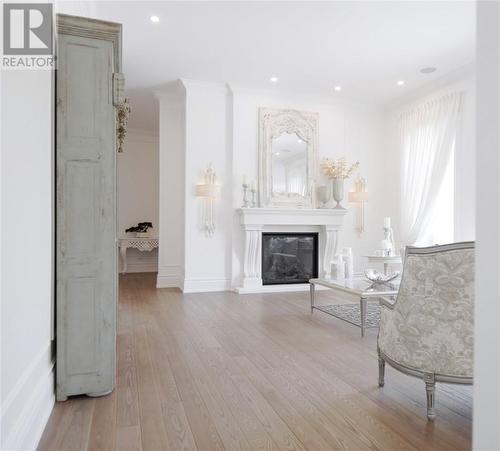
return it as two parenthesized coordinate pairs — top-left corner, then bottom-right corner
(309, 277), (399, 337)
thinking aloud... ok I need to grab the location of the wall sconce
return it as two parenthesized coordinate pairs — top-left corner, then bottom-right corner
(195, 164), (220, 237)
(348, 175), (368, 234)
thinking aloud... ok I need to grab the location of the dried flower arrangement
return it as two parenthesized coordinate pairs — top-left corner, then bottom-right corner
(116, 98), (131, 153)
(320, 157), (359, 180)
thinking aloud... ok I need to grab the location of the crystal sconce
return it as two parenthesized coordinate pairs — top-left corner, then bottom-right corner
(195, 165), (220, 237)
(348, 175), (368, 234)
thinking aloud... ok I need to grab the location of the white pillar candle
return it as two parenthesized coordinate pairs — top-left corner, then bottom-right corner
(242, 175), (247, 185)
(331, 254), (345, 280)
(384, 217), (391, 228)
(342, 247), (354, 279)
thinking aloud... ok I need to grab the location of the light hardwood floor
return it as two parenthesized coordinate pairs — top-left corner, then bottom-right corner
(39, 273), (472, 451)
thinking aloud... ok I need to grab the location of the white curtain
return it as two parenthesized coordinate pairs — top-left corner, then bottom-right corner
(400, 91), (463, 246)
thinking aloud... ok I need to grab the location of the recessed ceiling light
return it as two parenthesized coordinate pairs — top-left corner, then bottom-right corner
(420, 67), (437, 74)
(270, 76), (279, 83)
(274, 152), (281, 156)
(397, 80), (405, 86)
(297, 139), (303, 143)
(334, 86), (342, 92)
(150, 15), (160, 23)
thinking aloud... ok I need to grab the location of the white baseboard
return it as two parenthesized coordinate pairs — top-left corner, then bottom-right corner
(234, 283), (329, 294)
(182, 278), (231, 293)
(157, 264), (183, 289)
(125, 262), (158, 273)
(1, 343), (55, 451)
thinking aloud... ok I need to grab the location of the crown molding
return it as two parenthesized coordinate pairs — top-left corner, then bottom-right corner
(154, 80), (186, 101)
(180, 78), (229, 94)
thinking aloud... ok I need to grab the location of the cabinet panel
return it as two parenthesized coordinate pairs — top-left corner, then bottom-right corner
(66, 277), (97, 376)
(56, 15), (121, 400)
(65, 161), (99, 258)
(66, 43), (98, 139)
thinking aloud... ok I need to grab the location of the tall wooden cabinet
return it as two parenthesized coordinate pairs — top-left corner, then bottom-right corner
(55, 15), (122, 401)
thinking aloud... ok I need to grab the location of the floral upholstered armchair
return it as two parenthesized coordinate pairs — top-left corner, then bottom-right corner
(377, 242), (474, 421)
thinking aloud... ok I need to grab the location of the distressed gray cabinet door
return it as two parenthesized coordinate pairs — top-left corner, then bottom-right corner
(56, 20), (119, 400)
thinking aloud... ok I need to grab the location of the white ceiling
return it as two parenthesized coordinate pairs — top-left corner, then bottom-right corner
(57, 1), (476, 132)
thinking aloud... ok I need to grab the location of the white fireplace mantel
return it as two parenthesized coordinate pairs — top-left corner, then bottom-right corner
(236, 208), (348, 293)
(239, 207), (347, 226)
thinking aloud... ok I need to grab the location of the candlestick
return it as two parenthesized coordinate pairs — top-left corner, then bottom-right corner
(331, 254), (345, 280)
(242, 183), (250, 208)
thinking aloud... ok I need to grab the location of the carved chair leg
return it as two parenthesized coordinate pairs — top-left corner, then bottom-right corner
(424, 373), (436, 421)
(378, 356), (385, 387)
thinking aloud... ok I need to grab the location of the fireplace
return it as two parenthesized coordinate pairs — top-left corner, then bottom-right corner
(262, 233), (318, 285)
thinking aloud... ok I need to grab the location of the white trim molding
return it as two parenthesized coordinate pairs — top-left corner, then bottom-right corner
(124, 257), (159, 274)
(183, 278), (231, 293)
(156, 264), (183, 289)
(235, 283), (330, 295)
(180, 78), (229, 94)
(1, 343), (55, 451)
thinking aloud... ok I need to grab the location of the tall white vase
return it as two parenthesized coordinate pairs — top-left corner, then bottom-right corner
(331, 179), (345, 209)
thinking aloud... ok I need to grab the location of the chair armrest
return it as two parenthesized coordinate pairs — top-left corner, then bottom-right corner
(379, 296), (396, 310)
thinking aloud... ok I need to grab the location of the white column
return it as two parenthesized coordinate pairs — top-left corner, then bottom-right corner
(156, 85), (186, 289)
(322, 225), (339, 278)
(242, 225), (263, 289)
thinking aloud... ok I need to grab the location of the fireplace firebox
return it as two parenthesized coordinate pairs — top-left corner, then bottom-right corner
(262, 233), (318, 285)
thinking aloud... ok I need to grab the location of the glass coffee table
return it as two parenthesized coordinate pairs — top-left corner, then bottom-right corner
(309, 277), (400, 337)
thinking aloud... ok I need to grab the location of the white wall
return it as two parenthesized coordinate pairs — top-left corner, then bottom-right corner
(158, 73), (477, 293)
(182, 81), (233, 292)
(229, 86), (395, 288)
(1, 69), (55, 450)
(474, 3), (500, 449)
(156, 83), (186, 288)
(156, 80), (397, 292)
(118, 129), (159, 272)
(382, 64), (476, 244)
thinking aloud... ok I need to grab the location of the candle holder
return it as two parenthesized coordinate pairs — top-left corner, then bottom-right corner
(250, 188), (257, 208)
(348, 175), (368, 234)
(242, 183), (250, 208)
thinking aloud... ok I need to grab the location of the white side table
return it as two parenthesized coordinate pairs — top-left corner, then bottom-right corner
(364, 254), (402, 275)
(118, 237), (159, 274)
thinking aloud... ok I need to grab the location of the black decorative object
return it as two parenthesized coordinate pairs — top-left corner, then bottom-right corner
(262, 233), (318, 285)
(126, 222), (153, 233)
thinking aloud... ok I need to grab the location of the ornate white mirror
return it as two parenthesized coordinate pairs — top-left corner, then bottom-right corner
(259, 108), (318, 208)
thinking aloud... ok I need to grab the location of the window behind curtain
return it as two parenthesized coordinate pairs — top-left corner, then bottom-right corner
(418, 140), (455, 245)
(400, 92), (462, 246)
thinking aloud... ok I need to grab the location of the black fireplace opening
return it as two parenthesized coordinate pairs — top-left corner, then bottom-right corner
(262, 233), (318, 285)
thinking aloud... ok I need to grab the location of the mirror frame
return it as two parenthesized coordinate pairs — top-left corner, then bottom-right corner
(258, 107), (319, 208)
